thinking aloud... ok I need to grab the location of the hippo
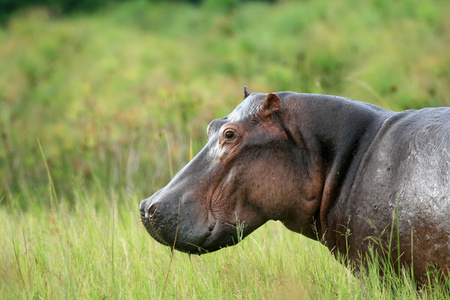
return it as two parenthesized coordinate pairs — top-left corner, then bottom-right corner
(140, 87), (450, 283)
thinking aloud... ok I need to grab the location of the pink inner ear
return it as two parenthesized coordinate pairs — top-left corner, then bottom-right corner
(259, 93), (281, 119)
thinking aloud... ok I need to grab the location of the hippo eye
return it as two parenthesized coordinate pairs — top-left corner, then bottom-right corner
(225, 130), (235, 140)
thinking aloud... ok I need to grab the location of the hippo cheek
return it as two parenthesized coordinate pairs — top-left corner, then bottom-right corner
(140, 195), (218, 254)
(197, 207), (268, 253)
(195, 219), (241, 252)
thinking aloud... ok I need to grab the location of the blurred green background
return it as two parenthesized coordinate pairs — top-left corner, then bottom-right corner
(0, 0), (449, 207)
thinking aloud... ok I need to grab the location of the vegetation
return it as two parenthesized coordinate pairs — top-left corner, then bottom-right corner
(0, 0), (449, 298)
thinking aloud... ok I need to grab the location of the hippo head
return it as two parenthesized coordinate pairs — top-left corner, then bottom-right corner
(140, 87), (321, 254)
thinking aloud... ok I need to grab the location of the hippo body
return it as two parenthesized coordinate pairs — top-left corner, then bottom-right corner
(140, 89), (450, 282)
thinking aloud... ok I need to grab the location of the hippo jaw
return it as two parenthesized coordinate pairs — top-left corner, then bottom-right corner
(139, 194), (246, 254)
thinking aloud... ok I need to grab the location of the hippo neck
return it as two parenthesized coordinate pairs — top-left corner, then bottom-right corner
(279, 93), (392, 241)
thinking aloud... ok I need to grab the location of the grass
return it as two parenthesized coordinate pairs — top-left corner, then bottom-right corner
(2, 189), (448, 299)
(0, 0), (449, 298)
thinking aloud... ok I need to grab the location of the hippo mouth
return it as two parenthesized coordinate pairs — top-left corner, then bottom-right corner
(140, 201), (241, 254)
(140, 200), (240, 254)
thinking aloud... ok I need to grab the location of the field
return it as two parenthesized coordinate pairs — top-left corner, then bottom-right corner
(1, 0), (450, 298)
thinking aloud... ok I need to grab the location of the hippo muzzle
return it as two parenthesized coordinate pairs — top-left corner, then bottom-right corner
(139, 150), (244, 254)
(140, 191), (220, 254)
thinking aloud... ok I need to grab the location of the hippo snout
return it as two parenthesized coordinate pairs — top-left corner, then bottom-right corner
(139, 192), (224, 254)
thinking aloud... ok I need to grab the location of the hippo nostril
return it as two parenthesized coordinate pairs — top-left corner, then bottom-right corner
(147, 203), (158, 218)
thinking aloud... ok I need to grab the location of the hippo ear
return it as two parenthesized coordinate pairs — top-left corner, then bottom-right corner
(259, 93), (281, 119)
(244, 86), (251, 99)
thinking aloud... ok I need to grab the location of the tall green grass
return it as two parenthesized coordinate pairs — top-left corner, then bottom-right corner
(2, 185), (449, 299)
(0, 0), (449, 298)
